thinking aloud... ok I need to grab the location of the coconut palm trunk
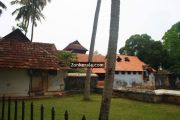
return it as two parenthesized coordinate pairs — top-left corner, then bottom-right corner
(31, 0), (36, 42)
(84, 0), (101, 100)
(98, 0), (120, 120)
(25, 18), (30, 36)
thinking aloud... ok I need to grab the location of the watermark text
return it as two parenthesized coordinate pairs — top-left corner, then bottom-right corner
(70, 62), (105, 68)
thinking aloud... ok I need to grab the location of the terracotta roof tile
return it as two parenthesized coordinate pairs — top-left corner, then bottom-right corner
(92, 68), (106, 73)
(1, 29), (30, 42)
(75, 54), (147, 73)
(76, 53), (105, 62)
(0, 41), (66, 70)
(76, 53), (106, 73)
(63, 40), (88, 52)
(115, 55), (146, 71)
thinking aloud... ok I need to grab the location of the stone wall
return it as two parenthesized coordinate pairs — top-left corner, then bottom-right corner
(154, 70), (170, 89)
(169, 74), (180, 90)
(113, 89), (180, 104)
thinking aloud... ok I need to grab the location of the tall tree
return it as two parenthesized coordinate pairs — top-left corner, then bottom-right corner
(11, 0), (45, 36)
(11, 0), (33, 35)
(119, 34), (169, 70)
(31, 0), (51, 41)
(84, 0), (101, 100)
(119, 34), (152, 56)
(0, 1), (6, 16)
(162, 21), (180, 73)
(147, 41), (169, 70)
(99, 0), (120, 120)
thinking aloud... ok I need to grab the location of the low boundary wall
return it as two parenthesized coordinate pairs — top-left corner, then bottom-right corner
(113, 89), (180, 104)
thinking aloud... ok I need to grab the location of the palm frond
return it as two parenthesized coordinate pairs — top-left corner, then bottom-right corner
(0, 1), (6, 9)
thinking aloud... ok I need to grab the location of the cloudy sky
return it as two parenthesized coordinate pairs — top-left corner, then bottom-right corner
(1, 0), (180, 55)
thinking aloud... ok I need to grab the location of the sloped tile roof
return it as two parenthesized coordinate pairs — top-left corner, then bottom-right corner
(0, 41), (66, 70)
(115, 55), (146, 71)
(63, 40), (88, 51)
(91, 68), (106, 74)
(76, 53), (106, 73)
(75, 54), (146, 73)
(0, 29), (30, 42)
(76, 53), (105, 62)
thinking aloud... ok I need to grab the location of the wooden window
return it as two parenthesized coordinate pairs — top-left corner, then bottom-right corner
(138, 71), (142, 74)
(133, 71), (136, 74)
(115, 71), (119, 74)
(48, 70), (57, 76)
(121, 71), (125, 74)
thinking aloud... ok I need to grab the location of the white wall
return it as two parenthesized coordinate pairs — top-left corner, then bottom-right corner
(113, 72), (143, 89)
(0, 69), (30, 96)
(47, 71), (65, 91)
(113, 71), (155, 89)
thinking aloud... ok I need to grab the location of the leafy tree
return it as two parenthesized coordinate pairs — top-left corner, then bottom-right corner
(162, 21), (180, 73)
(12, 0), (38, 35)
(119, 34), (152, 56)
(0, 1), (6, 16)
(11, 0), (49, 40)
(119, 34), (169, 70)
(99, 0), (120, 120)
(149, 41), (170, 69)
(84, 0), (101, 101)
(57, 51), (77, 66)
(57, 51), (85, 73)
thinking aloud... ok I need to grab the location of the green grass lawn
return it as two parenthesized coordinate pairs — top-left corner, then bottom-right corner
(0, 94), (180, 120)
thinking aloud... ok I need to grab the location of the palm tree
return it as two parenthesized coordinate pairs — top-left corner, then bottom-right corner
(84, 0), (101, 101)
(11, 0), (46, 37)
(0, 1), (7, 16)
(31, 0), (51, 41)
(98, 0), (120, 120)
(11, 0), (33, 35)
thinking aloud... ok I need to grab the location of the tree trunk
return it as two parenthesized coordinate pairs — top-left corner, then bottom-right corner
(84, 0), (101, 100)
(98, 0), (120, 120)
(31, 0), (36, 42)
(25, 19), (29, 36)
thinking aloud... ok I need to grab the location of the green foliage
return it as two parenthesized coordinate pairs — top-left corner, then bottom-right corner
(119, 34), (152, 56)
(162, 21), (180, 73)
(11, 0), (45, 35)
(57, 51), (77, 65)
(119, 34), (169, 70)
(57, 51), (85, 73)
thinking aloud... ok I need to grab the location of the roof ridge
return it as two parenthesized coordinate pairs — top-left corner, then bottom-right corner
(1, 29), (30, 42)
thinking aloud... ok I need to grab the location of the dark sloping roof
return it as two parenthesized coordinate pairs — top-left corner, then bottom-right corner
(63, 40), (88, 51)
(32, 42), (58, 55)
(0, 29), (30, 42)
(0, 41), (66, 70)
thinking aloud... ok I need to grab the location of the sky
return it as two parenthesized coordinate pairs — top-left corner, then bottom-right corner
(1, 0), (180, 55)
